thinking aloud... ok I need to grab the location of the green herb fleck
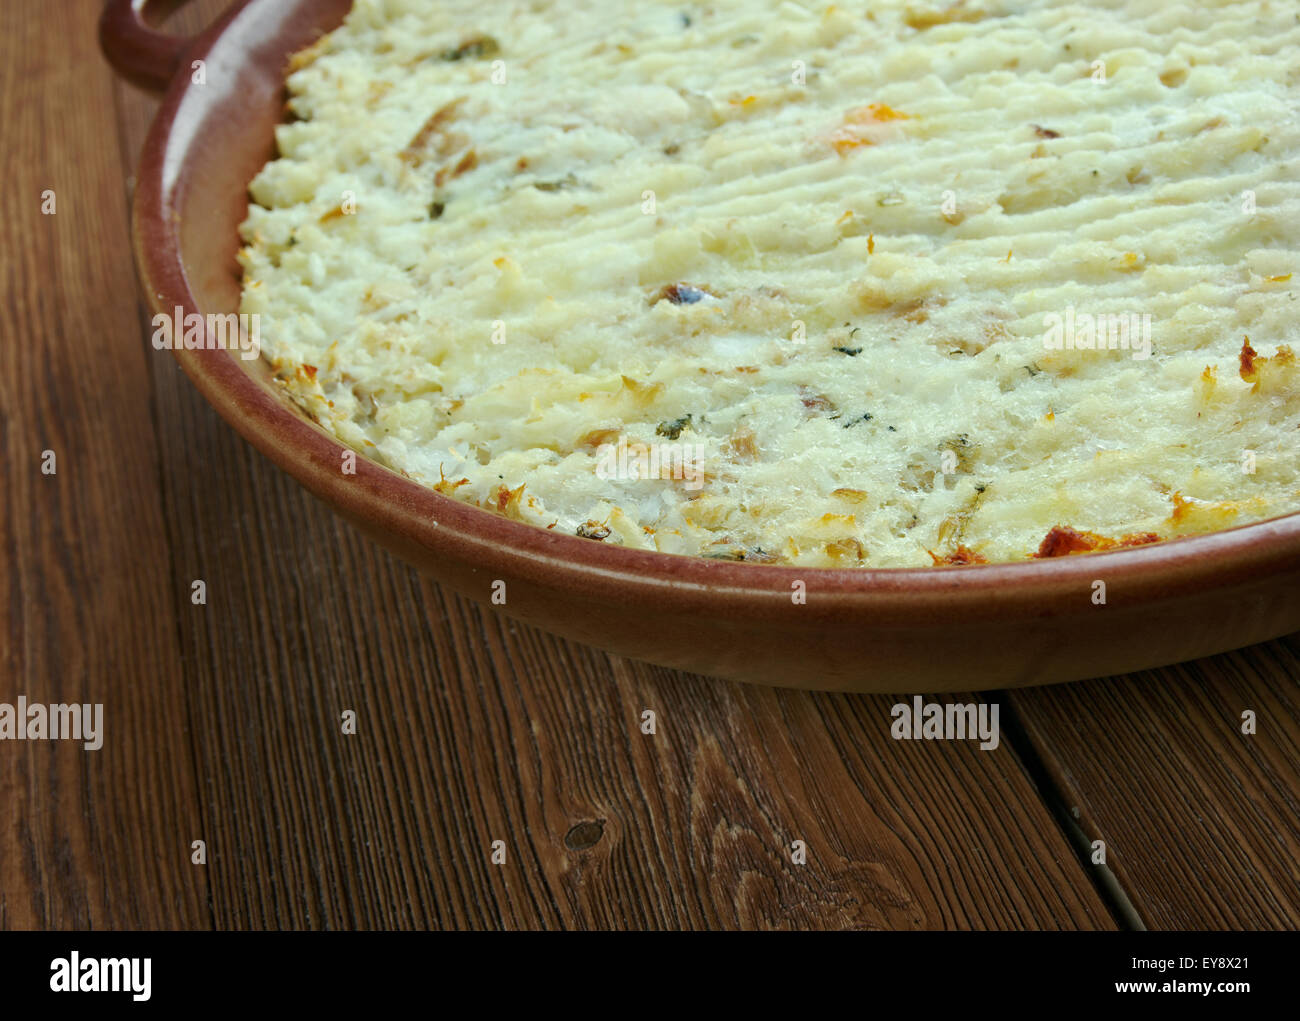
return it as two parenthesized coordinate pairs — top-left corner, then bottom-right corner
(440, 34), (500, 61)
(534, 173), (579, 192)
(656, 414), (693, 440)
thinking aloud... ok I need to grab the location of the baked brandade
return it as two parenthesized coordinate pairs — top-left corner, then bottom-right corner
(238, 0), (1300, 567)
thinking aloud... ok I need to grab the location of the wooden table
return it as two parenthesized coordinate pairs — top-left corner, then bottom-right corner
(2, 0), (1297, 931)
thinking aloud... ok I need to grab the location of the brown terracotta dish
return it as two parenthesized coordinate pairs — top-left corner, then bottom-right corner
(101, 0), (1300, 692)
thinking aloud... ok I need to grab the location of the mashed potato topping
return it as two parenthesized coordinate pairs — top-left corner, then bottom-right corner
(238, 0), (1300, 567)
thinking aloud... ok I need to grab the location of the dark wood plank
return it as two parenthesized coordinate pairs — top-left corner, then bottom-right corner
(0, 0), (208, 929)
(105, 0), (1114, 929)
(1008, 637), (1300, 930)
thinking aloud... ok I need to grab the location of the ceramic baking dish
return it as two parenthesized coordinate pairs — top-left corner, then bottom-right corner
(100, 0), (1300, 692)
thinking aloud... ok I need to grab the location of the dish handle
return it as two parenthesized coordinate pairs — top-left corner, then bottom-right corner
(98, 0), (219, 92)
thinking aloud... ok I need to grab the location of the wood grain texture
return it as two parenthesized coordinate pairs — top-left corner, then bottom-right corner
(0, 0), (1292, 931)
(0, 0), (208, 929)
(1007, 636), (1300, 930)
